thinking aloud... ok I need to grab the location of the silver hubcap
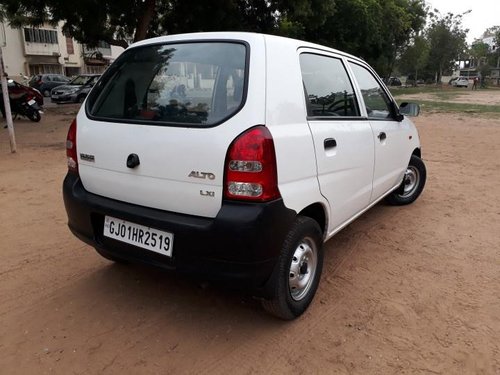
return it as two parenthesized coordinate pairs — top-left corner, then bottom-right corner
(400, 166), (419, 198)
(289, 237), (318, 301)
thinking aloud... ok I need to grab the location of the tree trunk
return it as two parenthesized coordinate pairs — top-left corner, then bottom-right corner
(134, 0), (156, 42)
(105, 37), (129, 49)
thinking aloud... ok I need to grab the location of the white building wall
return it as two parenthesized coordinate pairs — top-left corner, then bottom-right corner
(1, 22), (88, 80)
(2, 21), (125, 80)
(110, 45), (125, 61)
(1, 23), (28, 81)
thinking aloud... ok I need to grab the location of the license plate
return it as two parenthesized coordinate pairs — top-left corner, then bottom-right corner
(28, 99), (36, 105)
(103, 216), (173, 257)
(52, 95), (59, 99)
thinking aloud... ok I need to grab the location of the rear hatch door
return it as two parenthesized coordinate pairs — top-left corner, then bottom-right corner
(77, 40), (253, 218)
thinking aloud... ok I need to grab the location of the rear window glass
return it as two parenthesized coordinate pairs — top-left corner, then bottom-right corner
(71, 76), (93, 85)
(87, 42), (247, 126)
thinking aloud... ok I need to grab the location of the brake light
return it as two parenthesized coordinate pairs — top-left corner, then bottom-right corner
(66, 119), (78, 174)
(224, 126), (280, 202)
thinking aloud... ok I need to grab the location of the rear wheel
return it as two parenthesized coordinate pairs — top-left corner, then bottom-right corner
(262, 216), (323, 320)
(27, 109), (41, 122)
(386, 155), (426, 205)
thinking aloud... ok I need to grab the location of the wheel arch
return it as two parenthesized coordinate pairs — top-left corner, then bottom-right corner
(412, 147), (421, 158)
(298, 202), (328, 237)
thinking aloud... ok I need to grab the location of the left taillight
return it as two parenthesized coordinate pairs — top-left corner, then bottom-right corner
(66, 119), (78, 174)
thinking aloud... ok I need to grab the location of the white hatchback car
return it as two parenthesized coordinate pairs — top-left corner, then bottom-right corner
(451, 76), (469, 88)
(63, 32), (426, 319)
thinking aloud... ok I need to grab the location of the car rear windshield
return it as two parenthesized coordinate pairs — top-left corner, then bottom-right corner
(87, 42), (247, 127)
(70, 76), (93, 85)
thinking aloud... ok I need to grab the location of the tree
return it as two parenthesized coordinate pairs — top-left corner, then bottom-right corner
(0, 0), (169, 48)
(278, 0), (427, 77)
(470, 42), (490, 67)
(0, 0), (300, 47)
(397, 35), (429, 84)
(425, 10), (468, 83)
(159, 0), (284, 35)
(0, 0), (427, 74)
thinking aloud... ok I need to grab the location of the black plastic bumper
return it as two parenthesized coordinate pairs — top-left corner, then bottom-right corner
(62, 173), (296, 296)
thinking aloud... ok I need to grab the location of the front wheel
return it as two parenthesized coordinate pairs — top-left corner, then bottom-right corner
(262, 216), (323, 320)
(386, 155), (426, 205)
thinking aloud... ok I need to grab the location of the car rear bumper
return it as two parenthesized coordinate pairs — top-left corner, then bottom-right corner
(63, 173), (296, 296)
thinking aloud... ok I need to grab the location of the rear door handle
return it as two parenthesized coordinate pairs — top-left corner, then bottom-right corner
(378, 132), (387, 141)
(324, 138), (337, 149)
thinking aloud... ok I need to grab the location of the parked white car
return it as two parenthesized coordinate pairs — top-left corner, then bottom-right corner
(451, 76), (469, 88)
(63, 32), (426, 319)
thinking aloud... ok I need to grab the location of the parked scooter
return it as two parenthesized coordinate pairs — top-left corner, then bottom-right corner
(10, 92), (42, 122)
(1, 79), (42, 123)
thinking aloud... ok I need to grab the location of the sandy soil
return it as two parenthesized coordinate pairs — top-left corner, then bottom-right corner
(1, 97), (499, 374)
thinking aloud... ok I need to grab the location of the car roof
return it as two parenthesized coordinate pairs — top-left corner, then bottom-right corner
(128, 32), (366, 66)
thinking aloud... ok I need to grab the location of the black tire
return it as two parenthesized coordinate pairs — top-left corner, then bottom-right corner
(262, 216), (324, 320)
(27, 109), (41, 122)
(385, 155), (426, 205)
(77, 95), (85, 104)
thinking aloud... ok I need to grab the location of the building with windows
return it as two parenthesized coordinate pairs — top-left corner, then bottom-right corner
(0, 22), (123, 81)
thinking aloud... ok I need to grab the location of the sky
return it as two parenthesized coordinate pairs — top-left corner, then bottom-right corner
(426, 0), (499, 43)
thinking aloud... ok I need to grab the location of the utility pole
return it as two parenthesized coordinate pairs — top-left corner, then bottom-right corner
(0, 25), (16, 153)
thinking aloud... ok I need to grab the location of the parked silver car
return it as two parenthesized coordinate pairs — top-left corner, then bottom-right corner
(51, 74), (100, 103)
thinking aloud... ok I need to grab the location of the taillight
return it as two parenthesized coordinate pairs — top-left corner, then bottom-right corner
(66, 119), (78, 174)
(224, 126), (280, 202)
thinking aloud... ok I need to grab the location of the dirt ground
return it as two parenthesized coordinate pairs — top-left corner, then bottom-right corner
(0, 94), (499, 374)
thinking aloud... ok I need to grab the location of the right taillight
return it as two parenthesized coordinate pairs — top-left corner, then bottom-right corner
(66, 119), (78, 174)
(224, 126), (280, 202)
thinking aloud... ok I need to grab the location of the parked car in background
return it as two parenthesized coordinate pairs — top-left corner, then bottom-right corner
(1, 80), (44, 106)
(51, 74), (100, 104)
(29, 74), (70, 97)
(451, 76), (469, 88)
(386, 77), (402, 86)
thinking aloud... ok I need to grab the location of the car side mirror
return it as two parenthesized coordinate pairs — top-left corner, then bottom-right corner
(399, 102), (420, 117)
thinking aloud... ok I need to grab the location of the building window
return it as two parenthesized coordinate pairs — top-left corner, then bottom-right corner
(24, 28), (58, 44)
(29, 64), (62, 75)
(66, 37), (74, 54)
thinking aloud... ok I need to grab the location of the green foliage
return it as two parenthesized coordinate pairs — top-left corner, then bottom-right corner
(425, 11), (468, 82)
(0, 0), (427, 76)
(397, 35), (429, 82)
(0, 0), (158, 47)
(284, 0), (427, 77)
(470, 42), (489, 62)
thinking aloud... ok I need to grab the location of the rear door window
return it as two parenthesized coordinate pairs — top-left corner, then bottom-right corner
(300, 53), (360, 118)
(87, 42), (247, 127)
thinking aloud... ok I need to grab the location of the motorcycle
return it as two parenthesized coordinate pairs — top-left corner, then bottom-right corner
(10, 92), (42, 122)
